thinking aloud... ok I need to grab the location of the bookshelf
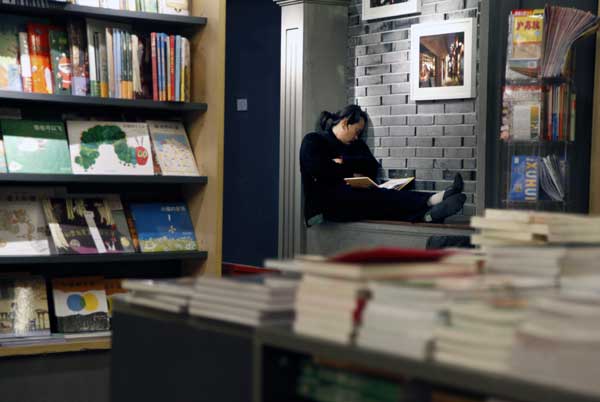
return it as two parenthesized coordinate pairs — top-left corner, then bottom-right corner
(0, 0), (225, 375)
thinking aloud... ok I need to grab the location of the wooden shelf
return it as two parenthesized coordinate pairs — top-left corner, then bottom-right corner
(0, 251), (208, 265)
(257, 327), (600, 402)
(0, 90), (207, 112)
(0, 173), (208, 185)
(0, 336), (111, 358)
(0, 3), (206, 29)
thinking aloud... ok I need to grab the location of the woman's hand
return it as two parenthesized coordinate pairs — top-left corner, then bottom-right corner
(332, 158), (343, 164)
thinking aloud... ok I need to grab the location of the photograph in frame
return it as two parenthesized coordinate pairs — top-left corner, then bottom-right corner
(363, 0), (421, 21)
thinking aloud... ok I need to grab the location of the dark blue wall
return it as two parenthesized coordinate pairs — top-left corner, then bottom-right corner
(223, 0), (281, 266)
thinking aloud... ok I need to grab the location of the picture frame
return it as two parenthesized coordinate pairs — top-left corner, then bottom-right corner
(410, 18), (477, 101)
(362, 0), (421, 21)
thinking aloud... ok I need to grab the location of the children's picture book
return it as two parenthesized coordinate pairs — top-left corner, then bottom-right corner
(27, 23), (54, 94)
(0, 200), (51, 256)
(158, 0), (189, 16)
(509, 155), (538, 202)
(2, 120), (72, 174)
(49, 26), (72, 95)
(67, 121), (154, 176)
(42, 198), (125, 254)
(52, 276), (109, 333)
(147, 121), (199, 176)
(344, 177), (414, 191)
(0, 18), (23, 92)
(0, 275), (51, 338)
(129, 202), (197, 252)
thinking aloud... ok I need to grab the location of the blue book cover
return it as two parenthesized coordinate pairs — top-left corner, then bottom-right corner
(509, 155), (538, 202)
(129, 202), (198, 252)
(175, 35), (181, 102)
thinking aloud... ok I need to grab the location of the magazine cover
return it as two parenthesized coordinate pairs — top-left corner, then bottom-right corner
(505, 9), (544, 83)
(0, 275), (50, 338)
(52, 276), (109, 333)
(509, 155), (539, 202)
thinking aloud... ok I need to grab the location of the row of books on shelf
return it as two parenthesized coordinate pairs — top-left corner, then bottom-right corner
(0, 17), (190, 101)
(0, 189), (197, 255)
(508, 154), (565, 202)
(0, 119), (199, 176)
(0, 274), (124, 343)
(1, 0), (190, 15)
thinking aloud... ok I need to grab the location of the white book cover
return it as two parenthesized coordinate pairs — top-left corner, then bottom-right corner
(76, 0), (100, 6)
(147, 120), (199, 176)
(67, 121), (154, 175)
(0, 200), (50, 255)
(158, 0), (189, 15)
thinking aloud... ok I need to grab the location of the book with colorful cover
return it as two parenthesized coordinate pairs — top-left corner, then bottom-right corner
(182, 37), (190, 102)
(0, 19), (23, 92)
(151, 32), (158, 101)
(175, 35), (181, 101)
(506, 9), (544, 83)
(129, 202), (197, 252)
(27, 23), (53, 94)
(67, 121), (154, 176)
(0, 200), (51, 256)
(2, 120), (72, 174)
(67, 20), (89, 97)
(147, 120), (199, 176)
(509, 155), (539, 202)
(18, 31), (32, 93)
(158, 0), (189, 16)
(42, 198), (126, 255)
(49, 26), (72, 95)
(104, 194), (135, 253)
(52, 276), (109, 333)
(0, 275), (51, 338)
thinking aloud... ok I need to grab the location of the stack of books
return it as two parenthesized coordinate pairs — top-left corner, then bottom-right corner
(510, 276), (600, 395)
(189, 275), (298, 327)
(471, 209), (600, 248)
(121, 278), (195, 313)
(291, 248), (478, 345)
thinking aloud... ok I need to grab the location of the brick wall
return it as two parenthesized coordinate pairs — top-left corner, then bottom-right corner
(347, 0), (480, 216)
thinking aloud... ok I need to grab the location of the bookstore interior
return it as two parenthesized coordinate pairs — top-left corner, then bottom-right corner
(2, 0), (600, 401)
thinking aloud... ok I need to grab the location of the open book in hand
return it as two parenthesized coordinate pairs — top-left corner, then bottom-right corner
(344, 176), (414, 191)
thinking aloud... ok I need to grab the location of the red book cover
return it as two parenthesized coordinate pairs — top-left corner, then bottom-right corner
(27, 23), (53, 94)
(330, 247), (453, 264)
(169, 35), (175, 101)
(151, 32), (158, 101)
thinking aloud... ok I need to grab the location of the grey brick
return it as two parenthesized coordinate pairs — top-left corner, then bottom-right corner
(466, 0), (479, 8)
(416, 169), (444, 180)
(463, 159), (477, 169)
(357, 96), (381, 107)
(365, 106), (391, 116)
(357, 75), (382, 86)
(365, 20), (395, 34)
(407, 115), (434, 126)
(381, 137), (407, 147)
(374, 148), (389, 157)
(417, 126), (444, 136)
(464, 113), (477, 124)
(391, 83), (410, 94)
(355, 66), (366, 77)
(381, 30), (409, 42)
(358, 33), (382, 45)
(382, 94), (407, 105)
(391, 104), (417, 114)
(390, 147), (416, 157)
(354, 87), (366, 97)
(382, 158), (407, 168)
(391, 60), (411, 73)
(392, 41), (410, 52)
(407, 137), (433, 147)
(357, 54), (382, 66)
(408, 158), (434, 169)
(418, 14), (445, 23)
(390, 126), (415, 136)
(443, 170), (476, 181)
(437, 0), (465, 13)
(418, 103), (445, 114)
(463, 137), (477, 147)
(369, 116), (382, 127)
(435, 114), (464, 125)
(434, 137), (461, 147)
(462, 204), (476, 216)
(421, 3), (436, 14)
(383, 52), (405, 64)
(366, 65), (390, 75)
(381, 116), (407, 126)
(464, 181), (476, 193)
(435, 159), (462, 169)
(444, 125), (474, 136)
(445, 100), (475, 113)
(368, 127), (389, 137)
(444, 148), (474, 158)
(416, 148), (443, 158)
(366, 43), (393, 54)
(367, 85), (391, 96)
(388, 169), (416, 179)
(382, 73), (408, 83)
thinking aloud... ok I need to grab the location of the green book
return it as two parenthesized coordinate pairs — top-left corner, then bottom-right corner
(49, 27), (72, 95)
(2, 120), (72, 174)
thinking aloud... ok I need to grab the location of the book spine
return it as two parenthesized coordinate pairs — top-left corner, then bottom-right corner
(128, 31), (133, 99)
(169, 35), (175, 102)
(570, 93), (576, 142)
(183, 37), (190, 102)
(28, 23), (53, 94)
(157, 32), (163, 101)
(160, 33), (166, 101)
(106, 27), (114, 98)
(98, 28), (108, 98)
(132, 34), (141, 98)
(151, 32), (158, 101)
(175, 35), (181, 102)
(67, 21), (88, 96)
(179, 36), (185, 102)
(114, 29), (120, 98)
(18, 31), (32, 93)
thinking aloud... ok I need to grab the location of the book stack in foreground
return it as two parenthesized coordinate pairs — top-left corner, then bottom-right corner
(291, 248), (479, 345)
(121, 278), (195, 313)
(189, 276), (298, 327)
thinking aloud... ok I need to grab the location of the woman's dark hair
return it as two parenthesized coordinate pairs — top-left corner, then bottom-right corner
(318, 104), (369, 138)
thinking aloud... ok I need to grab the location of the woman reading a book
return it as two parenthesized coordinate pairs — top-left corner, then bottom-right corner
(300, 104), (466, 226)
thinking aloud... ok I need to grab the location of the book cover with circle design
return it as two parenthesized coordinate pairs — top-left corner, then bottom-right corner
(52, 276), (109, 333)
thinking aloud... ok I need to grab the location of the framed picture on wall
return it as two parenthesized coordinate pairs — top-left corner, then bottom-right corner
(363, 0), (421, 21)
(410, 18), (477, 101)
